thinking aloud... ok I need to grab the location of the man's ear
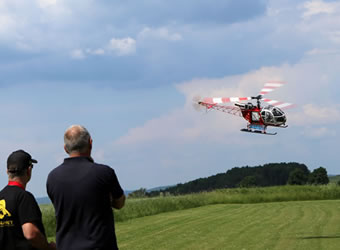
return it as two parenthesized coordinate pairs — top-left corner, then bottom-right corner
(89, 138), (93, 150)
(64, 145), (69, 154)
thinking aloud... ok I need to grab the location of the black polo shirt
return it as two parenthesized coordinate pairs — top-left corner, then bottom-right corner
(0, 185), (46, 250)
(46, 157), (124, 250)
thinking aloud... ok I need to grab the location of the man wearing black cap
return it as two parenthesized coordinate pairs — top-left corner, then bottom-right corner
(0, 150), (56, 250)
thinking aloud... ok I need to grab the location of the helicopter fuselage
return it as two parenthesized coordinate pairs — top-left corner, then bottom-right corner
(237, 103), (287, 127)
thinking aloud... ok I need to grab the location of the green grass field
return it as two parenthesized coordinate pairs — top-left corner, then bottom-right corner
(116, 200), (340, 250)
(41, 185), (340, 249)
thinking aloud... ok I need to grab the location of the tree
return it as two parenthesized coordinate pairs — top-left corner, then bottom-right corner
(147, 162), (312, 196)
(239, 176), (257, 188)
(287, 168), (308, 185)
(308, 167), (329, 185)
(128, 188), (147, 198)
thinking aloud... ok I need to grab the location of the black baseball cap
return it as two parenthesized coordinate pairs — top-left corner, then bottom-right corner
(7, 150), (38, 173)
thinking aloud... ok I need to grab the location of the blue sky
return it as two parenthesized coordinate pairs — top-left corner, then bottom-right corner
(0, 0), (340, 197)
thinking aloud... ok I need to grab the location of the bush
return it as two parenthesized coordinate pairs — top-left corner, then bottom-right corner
(287, 168), (308, 185)
(309, 167), (329, 185)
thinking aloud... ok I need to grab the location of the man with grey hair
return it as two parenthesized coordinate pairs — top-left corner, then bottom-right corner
(47, 125), (125, 250)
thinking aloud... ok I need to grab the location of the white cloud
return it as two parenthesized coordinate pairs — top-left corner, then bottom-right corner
(0, 14), (14, 34)
(303, 104), (340, 122)
(329, 31), (340, 44)
(113, 49), (340, 146)
(70, 48), (107, 59)
(305, 48), (340, 56)
(70, 37), (136, 59)
(138, 27), (182, 41)
(85, 48), (105, 55)
(302, 126), (336, 138)
(70, 49), (86, 59)
(0, 0), (72, 51)
(107, 37), (136, 56)
(36, 0), (57, 9)
(91, 48), (105, 55)
(302, 0), (336, 19)
(113, 69), (289, 146)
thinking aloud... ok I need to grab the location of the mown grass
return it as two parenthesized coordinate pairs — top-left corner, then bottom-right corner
(117, 200), (340, 250)
(41, 184), (340, 239)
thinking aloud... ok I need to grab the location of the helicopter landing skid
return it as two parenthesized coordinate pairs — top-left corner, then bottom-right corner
(240, 128), (277, 135)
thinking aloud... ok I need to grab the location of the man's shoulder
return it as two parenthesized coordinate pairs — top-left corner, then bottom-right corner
(92, 162), (117, 177)
(17, 188), (37, 202)
(47, 163), (65, 177)
(1, 186), (37, 204)
(48, 158), (116, 180)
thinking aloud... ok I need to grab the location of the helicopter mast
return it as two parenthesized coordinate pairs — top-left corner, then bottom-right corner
(251, 95), (262, 108)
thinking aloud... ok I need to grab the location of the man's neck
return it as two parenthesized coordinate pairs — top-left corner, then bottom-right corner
(8, 178), (27, 189)
(69, 152), (91, 158)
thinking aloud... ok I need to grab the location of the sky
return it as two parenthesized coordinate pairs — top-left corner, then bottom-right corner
(0, 0), (340, 197)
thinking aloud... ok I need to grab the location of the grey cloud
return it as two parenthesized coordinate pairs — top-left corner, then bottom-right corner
(97, 0), (268, 26)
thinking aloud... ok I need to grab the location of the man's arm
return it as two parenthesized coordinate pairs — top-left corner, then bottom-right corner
(22, 222), (56, 250)
(111, 194), (126, 209)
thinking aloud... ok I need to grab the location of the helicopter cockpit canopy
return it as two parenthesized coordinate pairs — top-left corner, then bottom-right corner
(261, 105), (286, 125)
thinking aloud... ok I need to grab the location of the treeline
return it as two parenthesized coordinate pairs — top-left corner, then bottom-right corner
(128, 162), (329, 198)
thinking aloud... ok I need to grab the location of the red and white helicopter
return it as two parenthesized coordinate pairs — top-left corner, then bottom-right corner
(194, 82), (294, 135)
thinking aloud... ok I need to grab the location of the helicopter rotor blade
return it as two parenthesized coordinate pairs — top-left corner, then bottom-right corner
(261, 98), (295, 109)
(259, 81), (285, 96)
(201, 96), (251, 104)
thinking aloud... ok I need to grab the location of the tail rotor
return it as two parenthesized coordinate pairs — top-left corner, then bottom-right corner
(192, 96), (203, 111)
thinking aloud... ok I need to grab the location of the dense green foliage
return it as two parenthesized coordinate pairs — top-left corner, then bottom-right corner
(149, 162), (310, 196)
(309, 167), (329, 185)
(288, 168), (309, 185)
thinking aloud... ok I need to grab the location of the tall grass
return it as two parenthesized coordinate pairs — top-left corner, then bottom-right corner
(41, 184), (340, 238)
(40, 204), (56, 239)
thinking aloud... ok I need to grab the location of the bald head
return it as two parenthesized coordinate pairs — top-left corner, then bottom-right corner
(64, 125), (92, 155)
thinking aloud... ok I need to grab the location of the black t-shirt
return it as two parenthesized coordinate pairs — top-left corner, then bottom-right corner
(0, 185), (46, 250)
(46, 156), (124, 250)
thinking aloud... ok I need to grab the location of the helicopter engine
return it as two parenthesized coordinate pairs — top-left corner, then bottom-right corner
(235, 102), (254, 109)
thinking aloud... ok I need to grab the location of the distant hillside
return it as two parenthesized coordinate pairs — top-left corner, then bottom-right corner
(148, 162), (312, 196)
(147, 185), (174, 192)
(37, 188), (164, 204)
(329, 175), (340, 183)
(37, 189), (136, 204)
(36, 196), (51, 205)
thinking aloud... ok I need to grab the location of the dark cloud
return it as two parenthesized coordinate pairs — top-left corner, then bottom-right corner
(0, 32), (304, 90)
(100, 0), (268, 26)
(1, 0), (306, 90)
